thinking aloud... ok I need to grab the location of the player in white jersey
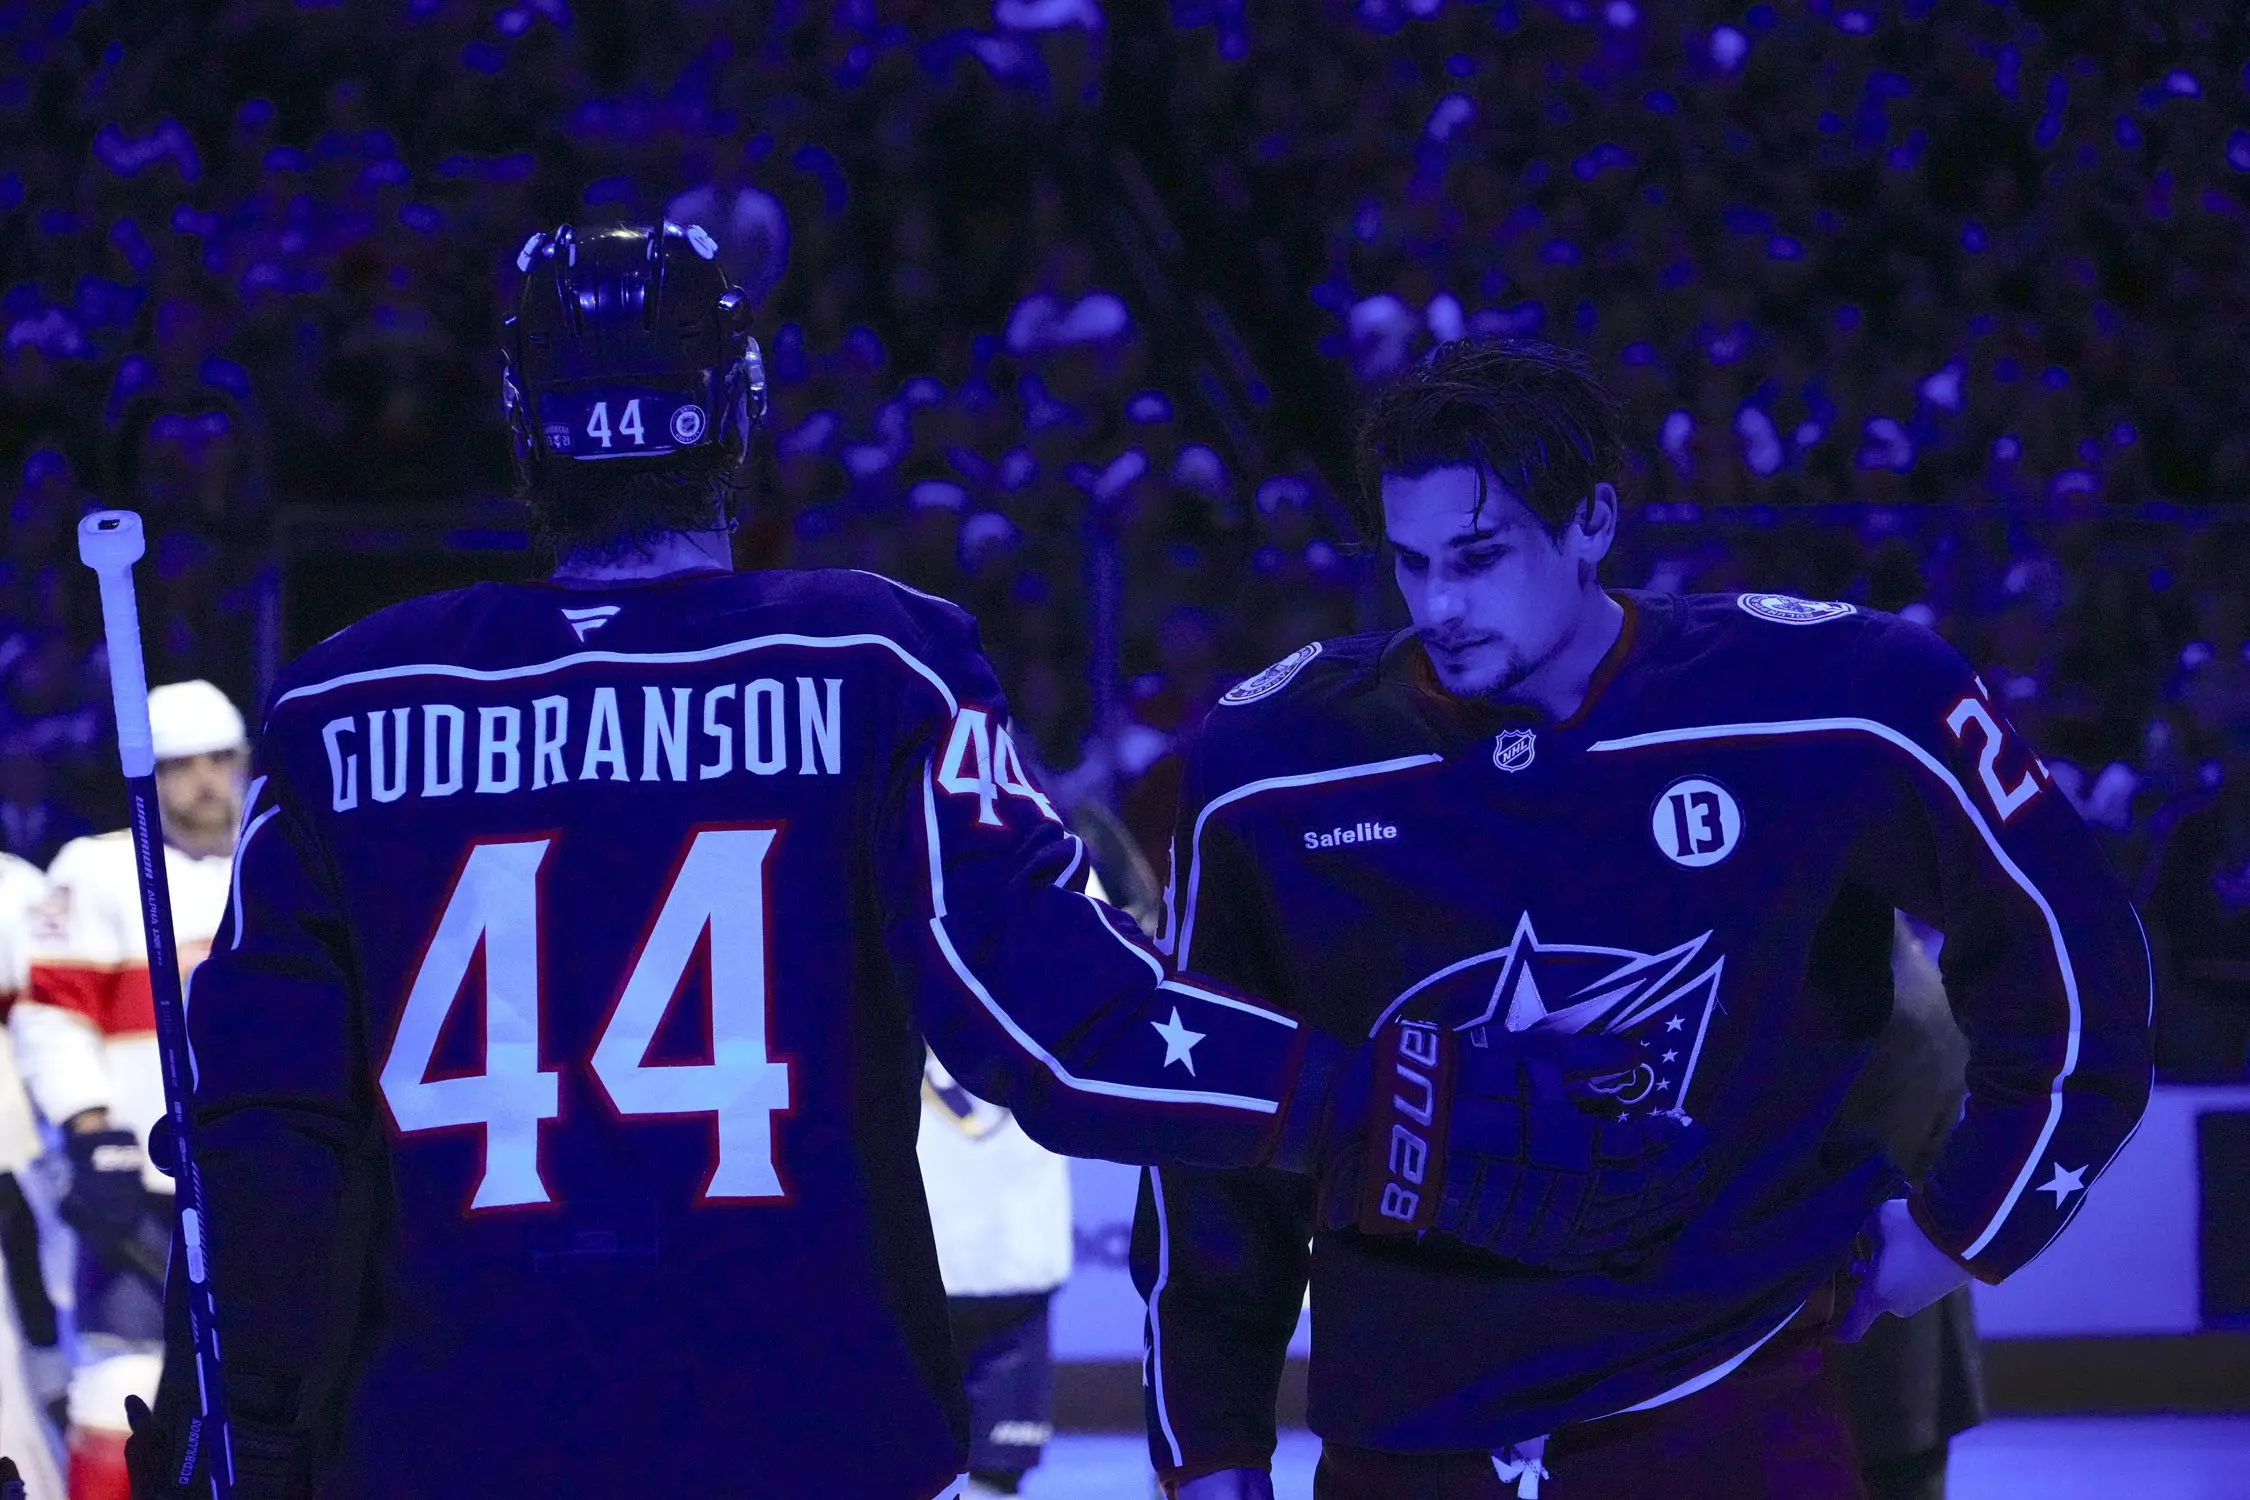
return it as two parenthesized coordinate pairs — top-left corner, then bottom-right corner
(0, 852), (67, 1499)
(916, 877), (1106, 1500)
(11, 683), (247, 1500)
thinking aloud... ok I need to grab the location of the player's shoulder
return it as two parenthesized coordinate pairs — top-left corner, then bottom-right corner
(757, 568), (995, 708)
(1660, 591), (1969, 715)
(1182, 630), (1400, 784)
(269, 584), (495, 716)
(1210, 630), (1391, 723)
(1669, 590), (1948, 666)
(783, 568), (976, 650)
(1668, 589), (1871, 647)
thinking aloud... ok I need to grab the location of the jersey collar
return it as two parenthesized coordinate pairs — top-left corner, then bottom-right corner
(1383, 590), (1658, 738)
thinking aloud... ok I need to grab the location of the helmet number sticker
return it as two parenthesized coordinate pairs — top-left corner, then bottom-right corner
(586, 399), (647, 450)
(546, 387), (706, 459)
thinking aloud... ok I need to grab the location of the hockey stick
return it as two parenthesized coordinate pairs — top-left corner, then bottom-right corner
(78, 511), (236, 1500)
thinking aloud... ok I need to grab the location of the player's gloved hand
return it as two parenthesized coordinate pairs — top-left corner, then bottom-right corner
(124, 1392), (194, 1500)
(126, 1393), (314, 1500)
(1317, 1019), (1710, 1272)
(1168, 1467), (1277, 1500)
(1836, 1196), (1974, 1342)
(62, 1127), (152, 1271)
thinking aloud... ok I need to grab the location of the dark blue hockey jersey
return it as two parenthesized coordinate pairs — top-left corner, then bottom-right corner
(1132, 591), (2151, 1473)
(182, 567), (1328, 1499)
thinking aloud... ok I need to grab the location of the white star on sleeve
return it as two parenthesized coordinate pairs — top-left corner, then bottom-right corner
(1151, 1007), (1207, 1076)
(2036, 1161), (2088, 1207)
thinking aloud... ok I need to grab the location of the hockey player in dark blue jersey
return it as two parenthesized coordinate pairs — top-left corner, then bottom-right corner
(1135, 339), (2152, 1500)
(118, 237), (1708, 1500)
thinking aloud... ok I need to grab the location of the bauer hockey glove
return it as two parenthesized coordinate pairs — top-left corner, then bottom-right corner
(1318, 1019), (1710, 1273)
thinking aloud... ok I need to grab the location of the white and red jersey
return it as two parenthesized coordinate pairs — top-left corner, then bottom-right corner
(0, 853), (44, 1011)
(0, 853), (50, 1177)
(14, 832), (233, 1192)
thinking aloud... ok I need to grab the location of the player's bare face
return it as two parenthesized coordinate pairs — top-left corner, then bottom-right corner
(1383, 467), (1590, 704)
(155, 748), (249, 852)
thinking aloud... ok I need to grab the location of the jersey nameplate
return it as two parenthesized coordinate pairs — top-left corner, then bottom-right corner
(1736, 593), (1857, 626)
(1220, 642), (1322, 707)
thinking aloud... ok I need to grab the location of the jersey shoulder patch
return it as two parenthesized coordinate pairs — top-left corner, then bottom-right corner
(1735, 592), (1857, 626)
(1220, 642), (1323, 707)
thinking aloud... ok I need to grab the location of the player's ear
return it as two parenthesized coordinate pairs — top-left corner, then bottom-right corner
(1573, 483), (1620, 564)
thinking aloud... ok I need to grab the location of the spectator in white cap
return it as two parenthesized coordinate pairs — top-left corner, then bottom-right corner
(147, 679), (250, 861)
(10, 678), (247, 1496)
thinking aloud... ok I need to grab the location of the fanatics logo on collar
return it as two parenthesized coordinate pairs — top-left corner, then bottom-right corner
(1220, 641), (1322, 706)
(1303, 820), (1398, 851)
(1736, 593), (1857, 626)
(1493, 728), (1537, 773)
(560, 604), (621, 642)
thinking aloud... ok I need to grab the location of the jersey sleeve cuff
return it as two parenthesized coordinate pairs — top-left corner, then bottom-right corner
(1906, 1192), (2006, 1286)
(1268, 1026), (1348, 1174)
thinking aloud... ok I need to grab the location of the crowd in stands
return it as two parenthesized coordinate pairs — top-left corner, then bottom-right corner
(3, 0), (2246, 1073)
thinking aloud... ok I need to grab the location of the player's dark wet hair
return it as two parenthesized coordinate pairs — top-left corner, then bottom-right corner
(517, 445), (748, 563)
(1352, 337), (1627, 543)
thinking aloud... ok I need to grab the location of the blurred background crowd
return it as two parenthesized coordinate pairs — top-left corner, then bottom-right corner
(5, 0), (2249, 1077)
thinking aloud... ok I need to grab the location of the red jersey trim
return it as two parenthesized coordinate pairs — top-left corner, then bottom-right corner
(26, 962), (156, 1037)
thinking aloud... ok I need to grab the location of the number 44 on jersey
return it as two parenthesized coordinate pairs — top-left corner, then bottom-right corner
(936, 707), (1055, 826)
(379, 829), (793, 1210)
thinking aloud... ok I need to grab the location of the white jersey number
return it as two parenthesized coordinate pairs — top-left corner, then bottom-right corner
(1945, 693), (2042, 823)
(935, 707), (1057, 827)
(379, 828), (793, 1211)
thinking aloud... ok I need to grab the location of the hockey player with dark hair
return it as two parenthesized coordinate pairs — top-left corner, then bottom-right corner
(1134, 337), (2152, 1500)
(119, 235), (1707, 1499)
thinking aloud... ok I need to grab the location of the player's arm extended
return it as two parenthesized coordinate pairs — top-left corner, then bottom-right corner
(1131, 719), (1317, 1492)
(880, 614), (1344, 1170)
(178, 761), (383, 1448)
(1852, 620), (2153, 1284)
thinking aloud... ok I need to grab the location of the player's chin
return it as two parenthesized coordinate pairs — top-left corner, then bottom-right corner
(1433, 654), (1513, 698)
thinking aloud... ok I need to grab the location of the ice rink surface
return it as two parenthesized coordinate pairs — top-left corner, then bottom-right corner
(1030, 1418), (2250, 1499)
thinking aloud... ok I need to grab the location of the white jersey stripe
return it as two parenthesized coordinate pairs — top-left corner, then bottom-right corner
(1051, 832), (1087, 891)
(1159, 978), (1296, 1029)
(919, 765), (1279, 1116)
(1147, 1165), (1185, 1467)
(1589, 716), (2080, 1260)
(1177, 753), (1444, 970)
(1604, 1298), (1803, 1418)
(227, 775), (272, 953)
(275, 632), (959, 715)
(229, 806), (281, 952)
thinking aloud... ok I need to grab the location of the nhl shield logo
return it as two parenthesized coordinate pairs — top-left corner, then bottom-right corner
(1493, 728), (1537, 773)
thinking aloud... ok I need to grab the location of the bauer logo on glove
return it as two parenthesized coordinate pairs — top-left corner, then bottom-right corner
(1323, 1018), (1711, 1272)
(1360, 1020), (1453, 1232)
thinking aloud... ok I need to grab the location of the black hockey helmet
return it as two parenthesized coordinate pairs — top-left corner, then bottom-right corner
(501, 221), (768, 474)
